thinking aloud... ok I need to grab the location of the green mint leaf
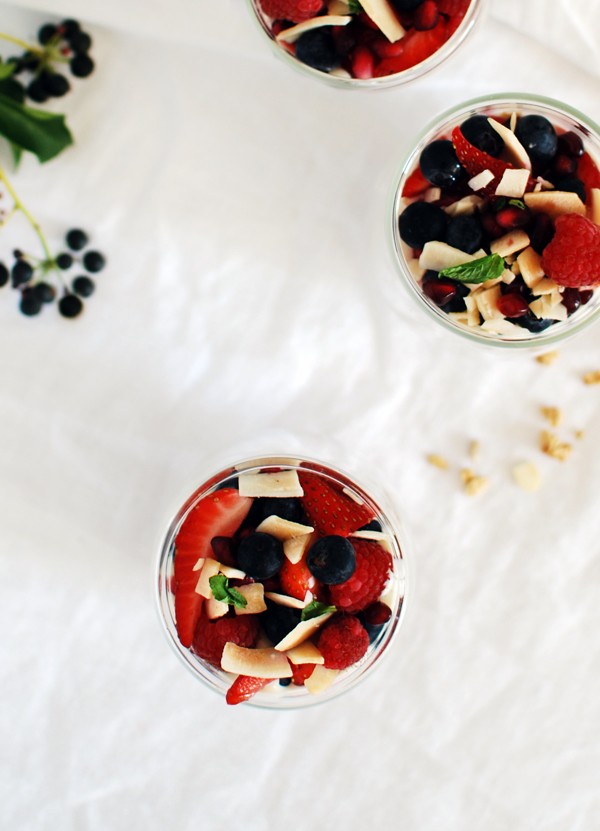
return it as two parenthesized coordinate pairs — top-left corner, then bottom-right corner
(348, 0), (363, 13)
(438, 253), (505, 284)
(301, 600), (336, 621)
(209, 574), (247, 609)
(0, 93), (73, 162)
(508, 198), (526, 210)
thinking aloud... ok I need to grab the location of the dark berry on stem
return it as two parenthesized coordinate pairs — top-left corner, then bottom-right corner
(11, 259), (33, 286)
(40, 71), (70, 97)
(66, 228), (89, 251)
(72, 276), (95, 297)
(514, 115), (558, 168)
(398, 201), (447, 249)
(0, 263), (8, 287)
(69, 31), (92, 53)
(61, 19), (81, 37)
(58, 293), (83, 318)
(56, 252), (73, 270)
(83, 250), (105, 272)
(26, 80), (48, 103)
(19, 288), (42, 317)
(70, 54), (95, 78)
(33, 282), (56, 303)
(295, 29), (340, 73)
(460, 115), (504, 157)
(307, 536), (356, 585)
(420, 140), (464, 189)
(236, 532), (284, 579)
(38, 24), (57, 45)
(20, 51), (40, 72)
(445, 215), (483, 253)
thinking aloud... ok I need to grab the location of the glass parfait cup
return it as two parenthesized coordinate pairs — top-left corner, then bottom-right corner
(389, 93), (600, 350)
(156, 454), (409, 709)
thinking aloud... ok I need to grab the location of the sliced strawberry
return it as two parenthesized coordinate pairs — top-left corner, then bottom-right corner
(226, 675), (273, 705)
(173, 488), (252, 647)
(297, 471), (374, 537)
(402, 166), (431, 198)
(577, 152), (600, 202)
(373, 19), (447, 76)
(279, 553), (320, 601)
(452, 126), (514, 196)
(289, 662), (316, 685)
(437, 0), (471, 17)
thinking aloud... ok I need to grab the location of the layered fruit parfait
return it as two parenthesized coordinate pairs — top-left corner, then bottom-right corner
(391, 95), (600, 346)
(249, 0), (481, 86)
(157, 457), (406, 707)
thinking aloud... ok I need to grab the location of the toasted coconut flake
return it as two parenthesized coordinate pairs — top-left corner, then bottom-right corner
(512, 461), (542, 492)
(304, 665), (339, 695)
(535, 350), (559, 365)
(460, 468), (489, 496)
(221, 643), (292, 678)
(575, 429), (585, 440)
(468, 440), (480, 460)
(540, 406), (562, 428)
(540, 430), (572, 461)
(234, 583), (267, 616)
(276, 15), (351, 43)
(583, 370), (600, 385)
(426, 453), (449, 470)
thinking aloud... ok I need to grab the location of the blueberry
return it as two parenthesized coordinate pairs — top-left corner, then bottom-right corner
(70, 54), (95, 78)
(445, 215), (483, 254)
(250, 497), (304, 526)
(419, 140), (464, 189)
(58, 293), (83, 318)
(398, 201), (447, 249)
(19, 288), (43, 317)
(40, 71), (70, 97)
(307, 536), (356, 585)
(66, 228), (89, 251)
(441, 294), (467, 313)
(236, 532), (284, 579)
(72, 276), (95, 297)
(38, 24), (57, 45)
(514, 115), (558, 168)
(56, 252), (73, 270)
(510, 312), (554, 333)
(279, 678), (292, 687)
(358, 519), (382, 532)
(83, 250), (105, 272)
(33, 282), (56, 303)
(295, 29), (340, 73)
(551, 176), (586, 204)
(0, 262), (8, 287)
(11, 259), (33, 286)
(261, 601), (301, 645)
(460, 115), (504, 157)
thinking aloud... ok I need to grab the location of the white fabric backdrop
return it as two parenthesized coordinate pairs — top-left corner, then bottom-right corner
(1, 1), (599, 829)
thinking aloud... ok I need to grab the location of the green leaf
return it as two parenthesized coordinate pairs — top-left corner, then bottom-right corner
(301, 600), (336, 621)
(0, 93), (73, 162)
(438, 253), (505, 284)
(0, 77), (25, 104)
(209, 574), (247, 609)
(0, 60), (16, 81)
(348, 0), (363, 12)
(508, 198), (526, 210)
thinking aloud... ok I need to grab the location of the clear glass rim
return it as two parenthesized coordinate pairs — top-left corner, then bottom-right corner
(246, 0), (483, 89)
(155, 454), (411, 710)
(389, 92), (600, 350)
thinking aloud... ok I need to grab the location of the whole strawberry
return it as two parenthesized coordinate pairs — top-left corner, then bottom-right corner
(541, 214), (600, 287)
(259, 0), (324, 23)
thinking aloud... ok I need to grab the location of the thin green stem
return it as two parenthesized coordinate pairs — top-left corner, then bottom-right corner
(0, 31), (40, 54)
(0, 164), (53, 262)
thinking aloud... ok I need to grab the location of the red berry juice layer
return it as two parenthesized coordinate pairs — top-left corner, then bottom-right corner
(253, 0), (475, 82)
(395, 103), (600, 341)
(166, 461), (404, 705)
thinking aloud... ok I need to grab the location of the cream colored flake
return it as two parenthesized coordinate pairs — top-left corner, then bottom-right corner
(524, 190), (586, 218)
(276, 15), (351, 42)
(256, 515), (314, 541)
(532, 277), (559, 295)
(591, 188), (600, 224)
(234, 583), (267, 616)
(583, 370), (600, 385)
(426, 453), (449, 470)
(540, 430), (572, 461)
(474, 284), (503, 320)
(423, 187), (442, 203)
(359, 0), (405, 41)
(419, 240), (477, 272)
(285, 641), (324, 665)
(495, 168), (530, 198)
(490, 229), (530, 258)
(238, 470), (303, 498)
(480, 318), (529, 337)
(488, 118), (532, 169)
(443, 195), (483, 217)
(304, 665), (339, 695)
(468, 440), (480, 461)
(575, 429), (585, 440)
(460, 468), (489, 496)
(468, 169), (495, 191)
(535, 350), (559, 365)
(540, 406), (562, 428)
(517, 246), (544, 288)
(502, 268), (516, 284)
(512, 461), (542, 492)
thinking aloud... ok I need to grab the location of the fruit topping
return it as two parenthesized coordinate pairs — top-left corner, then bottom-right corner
(226, 675), (273, 705)
(279, 553), (319, 599)
(259, 0), (325, 23)
(298, 471), (373, 535)
(460, 114), (504, 157)
(221, 643), (292, 678)
(398, 201), (448, 249)
(191, 614), (260, 667)
(514, 115), (558, 168)
(316, 614), (370, 670)
(329, 539), (392, 613)
(420, 139), (464, 188)
(306, 536), (357, 584)
(236, 532), (285, 579)
(452, 126), (514, 196)
(541, 214), (600, 287)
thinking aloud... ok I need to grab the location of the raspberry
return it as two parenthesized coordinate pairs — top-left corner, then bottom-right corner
(259, 0), (325, 23)
(541, 214), (600, 288)
(317, 614), (369, 670)
(191, 614), (260, 667)
(328, 540), (392, 613)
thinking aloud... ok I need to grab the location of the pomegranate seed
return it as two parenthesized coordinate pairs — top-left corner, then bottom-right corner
(495, 205), (530, 230)
(352, 45), (375, 79)
(423, 276), (457, 306)
(414, 0), (440, 30)
(530, 213), (555, 254)
(557, 131), (584, 158)
(580, 289), (593, 305)
(561, 288), (581, 315)
(497, 293), (530, 318)
(553, 154), (577, 177)
(481, 212), (504, 240)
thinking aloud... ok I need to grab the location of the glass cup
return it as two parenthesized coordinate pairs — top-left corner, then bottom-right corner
(247, 0), (483, 89)
(156, 454), (409, 709)
(389, 93), (600, 350)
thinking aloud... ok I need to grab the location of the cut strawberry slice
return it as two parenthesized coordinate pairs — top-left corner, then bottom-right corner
(173, 488), (252, 647)
(577, 152), (600, 202)
(226, 674), (273, 705)
(374, 19), (447, 76)
(290, 662), (316, 685)
(452, 126), (514, 196)
(402, 166), (431, 198)
(279, 554), (320, 601)
(437, 0), (471, 17)
(298, 471), (374, 537)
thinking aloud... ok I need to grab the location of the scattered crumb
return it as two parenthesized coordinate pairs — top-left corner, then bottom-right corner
(426, 454), (449, 470)
(460, 468), (489, 496)
(468, 440), (480, 460)
(540, 405), (562, 427)
(583, 370), (600, 385)
(574, 429), (585, 440)
(540, 430), (573, 461)
(512, 461), (542, 492)
(536, 351), (559, 366)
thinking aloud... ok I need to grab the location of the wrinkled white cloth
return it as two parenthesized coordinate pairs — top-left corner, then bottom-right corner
(1, 1), (599, 830)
